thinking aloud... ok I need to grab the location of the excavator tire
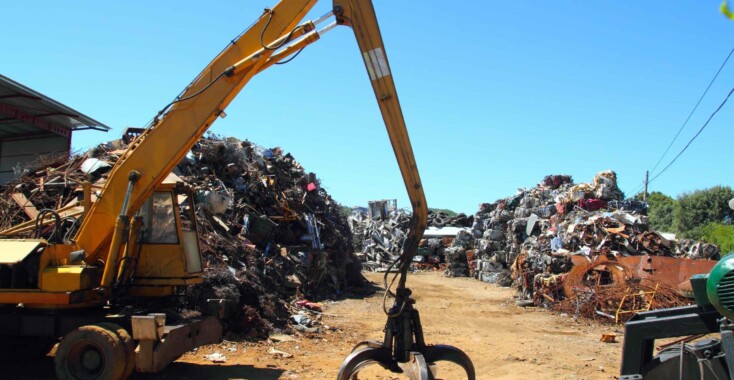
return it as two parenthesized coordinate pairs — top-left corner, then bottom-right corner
(96, 323), (136, 379)
(55, 325), (127, 380)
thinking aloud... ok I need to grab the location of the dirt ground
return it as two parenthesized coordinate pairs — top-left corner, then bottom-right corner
(149, 271), (623, 380)
(8, 271), (624, 379)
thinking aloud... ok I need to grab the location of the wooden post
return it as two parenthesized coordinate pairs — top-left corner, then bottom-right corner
(643, 170), (649, 202)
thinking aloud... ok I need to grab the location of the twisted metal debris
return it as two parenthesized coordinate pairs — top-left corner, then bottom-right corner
(0, 133), (367, 336)
(470, 171), (719, 320)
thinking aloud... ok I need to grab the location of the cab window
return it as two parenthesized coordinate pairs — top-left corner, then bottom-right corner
(139, 192), (179, 244)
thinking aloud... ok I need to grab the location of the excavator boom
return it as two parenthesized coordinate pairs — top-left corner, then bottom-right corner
(75, 0), (317, 262)
(75, 0), (427, 269)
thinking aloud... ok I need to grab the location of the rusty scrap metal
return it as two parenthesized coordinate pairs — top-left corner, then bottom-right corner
(469, 171), (719, 322)
(0, 133), (368, 336)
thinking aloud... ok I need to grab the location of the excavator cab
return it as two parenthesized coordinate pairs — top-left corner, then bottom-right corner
(125, 175), (204, 297)
(0, 174), (204, 302)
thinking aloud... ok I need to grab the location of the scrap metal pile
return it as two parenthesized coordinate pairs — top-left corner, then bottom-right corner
(441, 230), (475, 277)
(471, 171), (721, 322)
(349, 205), (475, 274)
(348, 206), (411, 269)
(0, 134), (365, 335)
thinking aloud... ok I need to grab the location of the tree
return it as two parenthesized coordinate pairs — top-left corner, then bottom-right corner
(675, 186), (734, 238)
(635, 191), (676, 232)
(338, 205), (353, 218)
(428, 208), (458, 217)
(697, 222), (734, 255)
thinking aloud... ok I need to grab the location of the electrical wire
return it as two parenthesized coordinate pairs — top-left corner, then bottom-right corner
(275, 47), (305, 65)
(649, 48), (734, 177)
(648, 86), (734, 186)
(259, 9), (303, 51)
(627, 180), (647, 199)
(382, 255), (403, 316)
(151, 70), (230, 125)
(34, 209), (61, 243)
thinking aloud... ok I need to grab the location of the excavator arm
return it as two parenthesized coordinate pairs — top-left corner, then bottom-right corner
(334, 1), (428, 271)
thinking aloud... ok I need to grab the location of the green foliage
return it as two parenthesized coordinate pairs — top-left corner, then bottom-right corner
(338, 205), (352, 218)
(428, 208), (458, 217)
(696, 222), (734, 255)
(723, 0), (734, 19)
(674, 186), (734, 238)
(635, 191), (676, 232)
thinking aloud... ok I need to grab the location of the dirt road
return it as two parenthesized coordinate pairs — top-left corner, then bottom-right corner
(142, 271), (623, 379)
(9, 271), (623, 379)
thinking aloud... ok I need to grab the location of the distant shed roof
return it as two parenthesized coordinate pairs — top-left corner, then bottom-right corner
(0, 74), (110, 139)
(424, 226), (470, 237)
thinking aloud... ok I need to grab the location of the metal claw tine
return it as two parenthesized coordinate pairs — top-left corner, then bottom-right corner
(425, 345), (477, 380)
(337, 347), (394, 380)
(399, 352), (434, 380)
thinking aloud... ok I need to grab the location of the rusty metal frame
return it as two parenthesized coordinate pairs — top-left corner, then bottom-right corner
(0, 102), (71, 138)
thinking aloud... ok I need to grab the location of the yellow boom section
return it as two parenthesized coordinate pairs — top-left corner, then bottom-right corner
(75, 0), (317, 262)
(334, 0), (428, 258)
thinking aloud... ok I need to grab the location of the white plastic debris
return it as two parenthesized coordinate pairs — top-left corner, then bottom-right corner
(268, 347), (294, 358)
(80, 158), (111, 175)
(204, 352), (227, 363)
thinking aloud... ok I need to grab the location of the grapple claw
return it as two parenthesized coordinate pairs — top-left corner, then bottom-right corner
(398, 351), (433, 380)
(349, 340), (383, 353)
(337, 344), (475, 380)
(337, 346), (394, 379)
(425, 344), (476, 379)
(337, 287), (474, 380)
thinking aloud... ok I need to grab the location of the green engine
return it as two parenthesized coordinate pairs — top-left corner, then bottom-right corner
(701, 254), (734, 319)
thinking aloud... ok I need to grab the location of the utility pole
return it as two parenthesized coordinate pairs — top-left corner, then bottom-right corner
(643, 170), (649, 202)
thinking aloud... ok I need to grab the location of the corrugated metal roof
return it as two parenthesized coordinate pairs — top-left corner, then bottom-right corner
(0, 74), (110, 139)
(424, 226), (470, 237)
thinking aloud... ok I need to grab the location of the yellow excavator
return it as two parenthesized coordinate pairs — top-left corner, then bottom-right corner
(0, 1), (474, 379)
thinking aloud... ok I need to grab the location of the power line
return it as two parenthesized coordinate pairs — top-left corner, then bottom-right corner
(648, 86), (734, 186)
(627, 180), (646, 198)
(649, 48), (734, 176)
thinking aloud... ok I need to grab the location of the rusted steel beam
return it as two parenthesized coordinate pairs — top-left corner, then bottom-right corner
(0, 102), (71, 138)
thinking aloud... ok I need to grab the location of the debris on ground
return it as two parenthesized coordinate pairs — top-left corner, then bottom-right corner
(0, 133), (368, 336)
(203, 352), (228, 363)
(268, 347), (294, 358)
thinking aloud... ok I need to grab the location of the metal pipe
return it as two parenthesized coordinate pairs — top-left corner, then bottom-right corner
(318, 20), (338, 35)
(313, 10), (333, 26)
(228, 20), (316, 76)
(101, 171), (140, 288)
(120, 171), (141, 216)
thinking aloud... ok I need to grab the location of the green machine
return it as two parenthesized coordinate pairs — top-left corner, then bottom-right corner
(620, 254), (734, 379)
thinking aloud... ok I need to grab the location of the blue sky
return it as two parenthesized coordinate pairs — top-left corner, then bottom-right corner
(3, 1), (733, 214)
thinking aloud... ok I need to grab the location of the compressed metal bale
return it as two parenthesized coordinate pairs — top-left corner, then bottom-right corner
(483, 229), (504, 241)
(513, 207), (531, 218)
(511, 218), (527, 233)
(499, 210), (514, 222)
